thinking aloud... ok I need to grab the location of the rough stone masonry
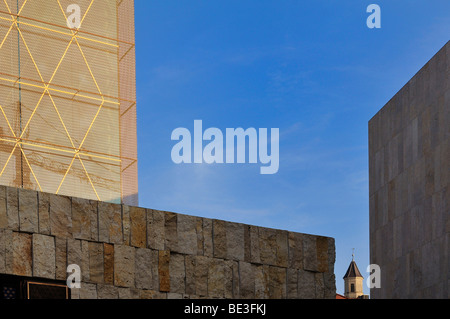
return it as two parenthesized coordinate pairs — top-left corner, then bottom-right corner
(0, 186), (336, 299)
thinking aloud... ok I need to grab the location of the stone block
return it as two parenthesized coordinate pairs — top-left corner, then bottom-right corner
(323, 272), (336, 299)
(18, 188), (38, 233)
(243, 225), (251, 261)
(195, 217), (204, 255)
(249, 225), (260, 263)
(114, 245), (135, 288)
(72, 197), (98, 241)
(208, 258), (225, 298)
(169, 253), (185, 294)
(81, 240), (90, 282)
(50, 194), (72, 238)
(202, 218), (213, 257)
(0, 186), (7, 229)
(259, 227), (288, 267)
(122, 205), (131, 245)
(287, 268), (298, 299)
(288, 232), (303, 269)
(32, 234), (55, 279)
(79, 283), (97, 299)
(135, 248), (157, 290)
(97, 284), (119, 299)
(104, 243), (114, 285)
(6, 187), (19, 231)
(38, 192), (51, 235)
(224, 260), (239, 298)
(314, 273), (325, 299)
(327, 237), (335, 274)
(238, 261), (254, 299)
(164, 212), (177, 251)
(12, 232), (32, 276)
(118, 287), (140, 299)
(147, 210), (165, 250)
(130, 206), (147, 248)
(212, 219), (227, 259)
(254, 264), (269, 299)
(316, 236), (329, 273)
(185, 255), (196, 295)
(185, 255), (209, 297)
(158, 250), (170, 292)
(275, 231), (289, 267)
(140, 289), (167, 299)
(66, 238), (90, 282)
(303, 235), (318, 272)
(268, 266), (286, 299)
(258, 228), (276, 266)
(70, 287), (80, 299)
(55, 237), (67, 280)
(67, 238), (81, 270)
(297, 270), (315, 299)
(89, 242), (104, 283)
(98, 201), (123, 244)
(226, 222), (245, 261)
(4, 230), (13, 274)
(0, 229), (12, 273)
(167, 292), (184, 299)
(176, 214), (198, 255)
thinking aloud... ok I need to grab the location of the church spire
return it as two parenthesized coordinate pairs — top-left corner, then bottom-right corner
(343, 253), (365, 299)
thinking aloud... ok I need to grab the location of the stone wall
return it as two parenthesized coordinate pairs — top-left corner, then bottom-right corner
(0, 186), (336, 299)
(369, 41), (449, 298)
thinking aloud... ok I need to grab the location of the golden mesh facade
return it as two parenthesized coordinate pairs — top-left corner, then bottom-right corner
(0, 0), (138, 205)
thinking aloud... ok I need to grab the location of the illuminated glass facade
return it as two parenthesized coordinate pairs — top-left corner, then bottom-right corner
(0, 0), (138, 205)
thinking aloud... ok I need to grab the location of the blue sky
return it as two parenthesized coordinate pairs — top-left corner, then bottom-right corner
(134, 1), (450, 295)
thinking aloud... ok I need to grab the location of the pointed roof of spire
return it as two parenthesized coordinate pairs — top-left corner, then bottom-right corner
(343, 260), (363, 279)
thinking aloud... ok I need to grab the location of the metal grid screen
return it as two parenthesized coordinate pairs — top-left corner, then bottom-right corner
(0, 0), (138, 205)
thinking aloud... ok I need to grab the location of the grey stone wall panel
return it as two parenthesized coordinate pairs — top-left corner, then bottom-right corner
(369, 41), (449, 299)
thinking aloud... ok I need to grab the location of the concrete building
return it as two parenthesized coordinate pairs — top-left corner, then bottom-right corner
(0, 0), (138, 205)
(369, 41), (449, 298)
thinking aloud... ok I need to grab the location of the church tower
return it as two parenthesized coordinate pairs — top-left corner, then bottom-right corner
(343, 254), (364, 299)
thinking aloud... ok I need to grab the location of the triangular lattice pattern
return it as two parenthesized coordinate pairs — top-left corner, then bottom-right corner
(0, 0), (138, 204)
